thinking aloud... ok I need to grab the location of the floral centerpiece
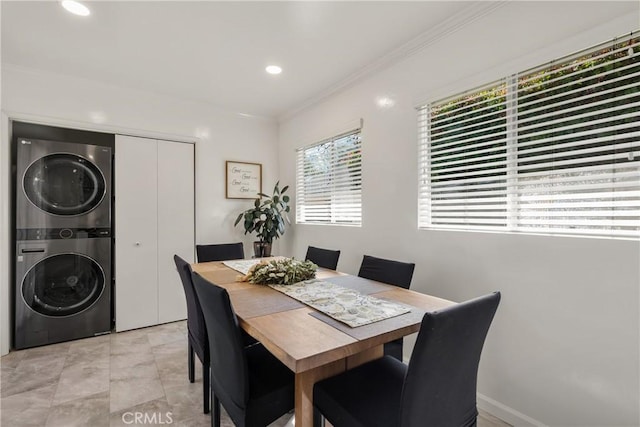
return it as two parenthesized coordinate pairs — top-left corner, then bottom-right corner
(234, 181), (290, 257)
(238, 258), (317, 285)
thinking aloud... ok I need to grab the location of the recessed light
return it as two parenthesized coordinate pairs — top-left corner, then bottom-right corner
(61, 0), (90, 17)
(265, 65), (282, 75)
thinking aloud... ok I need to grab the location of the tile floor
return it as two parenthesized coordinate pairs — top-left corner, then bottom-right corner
(1, 321), (510, 426)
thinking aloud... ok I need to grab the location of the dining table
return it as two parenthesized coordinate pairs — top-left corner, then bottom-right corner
(191, 258), (455, 427)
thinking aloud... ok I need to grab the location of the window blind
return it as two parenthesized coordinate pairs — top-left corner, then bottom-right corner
(418, 82), (509, 229)
(418, 32), (640, 238)
(296, 130), (362, 226)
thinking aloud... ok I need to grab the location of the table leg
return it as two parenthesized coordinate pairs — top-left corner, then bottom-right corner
(295, 359), (345, 427)
(294, 345), (384, 427)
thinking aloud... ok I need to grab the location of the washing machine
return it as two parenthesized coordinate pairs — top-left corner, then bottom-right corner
(15, 235), (112, 349)
(16, 137), (112, 231)
(14, 136), (113, 349)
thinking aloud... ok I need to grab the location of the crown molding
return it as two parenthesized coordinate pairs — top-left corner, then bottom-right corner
(278, 1), (508, 123)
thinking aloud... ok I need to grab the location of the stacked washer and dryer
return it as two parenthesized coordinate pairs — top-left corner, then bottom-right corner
(15, 138), (112, 349)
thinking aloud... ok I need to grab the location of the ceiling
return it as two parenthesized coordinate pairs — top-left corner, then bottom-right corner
(1, 1), (480, 119)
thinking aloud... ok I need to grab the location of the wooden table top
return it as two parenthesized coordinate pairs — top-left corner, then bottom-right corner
(191, 259), (455, 373)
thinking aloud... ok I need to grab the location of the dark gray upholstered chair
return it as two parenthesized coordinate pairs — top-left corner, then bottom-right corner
(191, 272), (295, 427)
(358, 255), (415, 360)
(305, 246), (341, 270)
(196, 242), (244, 262)
(174, 255), (210, 414)
(313, 292), (501, 427)
(358, 255), (415, 289)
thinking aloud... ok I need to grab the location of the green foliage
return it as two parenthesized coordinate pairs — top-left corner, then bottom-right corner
(234, 181), (291, 244)
(245, 258), (317, 285)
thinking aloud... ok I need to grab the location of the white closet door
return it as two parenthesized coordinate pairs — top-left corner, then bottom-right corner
(157, 140), (194, 323)
(115, 135), (159, 331)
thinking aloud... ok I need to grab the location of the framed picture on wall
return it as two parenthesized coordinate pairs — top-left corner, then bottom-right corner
(226, 161), (262, 199)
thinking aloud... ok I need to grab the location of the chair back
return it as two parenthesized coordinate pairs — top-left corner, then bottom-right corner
(358, 255), (415, 289)
(191, 272), (250, 410)
(400, 292), (501, 427)
(305, 246), (341, 270)
(173, 255), (207, 358)
(196, 242), (244, 262)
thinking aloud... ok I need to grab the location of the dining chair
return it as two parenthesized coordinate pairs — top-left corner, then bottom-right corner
(305, 246), (341, 270)
(313, 291), (501, 427)
(174, 254), (210, 414)
(196, 242), (244, 262)
(358, 255), (415, 360)
(358, 255), (415, 289)
(191, 272), (295, 427)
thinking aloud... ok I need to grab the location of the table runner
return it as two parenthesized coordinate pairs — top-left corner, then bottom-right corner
(269, 279), (411, 328)
(222, 259), (261, 275)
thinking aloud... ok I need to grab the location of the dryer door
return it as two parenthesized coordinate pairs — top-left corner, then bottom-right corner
(22, 253), (106, 317)
(23, 153), (106, 216)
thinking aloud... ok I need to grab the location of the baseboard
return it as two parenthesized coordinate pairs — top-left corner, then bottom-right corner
(477, 392), (547, 427)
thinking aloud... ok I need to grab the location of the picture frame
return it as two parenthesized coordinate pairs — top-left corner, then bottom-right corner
(226, 161), (262, 199)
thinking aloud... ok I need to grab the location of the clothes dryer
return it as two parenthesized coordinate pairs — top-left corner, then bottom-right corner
(14, 234), (111, 349)
(16, 138), (112, 231)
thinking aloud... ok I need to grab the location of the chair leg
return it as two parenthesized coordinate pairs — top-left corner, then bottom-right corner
(313, 406), (325, 427)
(212, 394), (221, 427)
(188, 341), (195, 383)
(203, 362), (210, 414)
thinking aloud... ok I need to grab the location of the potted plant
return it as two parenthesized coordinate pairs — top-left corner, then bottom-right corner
(234, 181), (291, 257)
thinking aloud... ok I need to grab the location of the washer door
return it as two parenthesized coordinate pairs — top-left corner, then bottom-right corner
(23, 153), (106, 216)
(22, 253), (105, 317)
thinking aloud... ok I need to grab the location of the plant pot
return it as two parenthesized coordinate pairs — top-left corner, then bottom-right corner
(253, 241), (272, 258)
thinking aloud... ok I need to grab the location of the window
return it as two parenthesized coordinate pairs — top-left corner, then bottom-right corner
(418, 32), (640, 238)
(296, 130), (362, 226)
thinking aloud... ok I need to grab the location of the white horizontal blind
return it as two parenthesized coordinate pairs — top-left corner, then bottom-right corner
(419, 83), (508, 229)
(418, 32), (640, 238)
(515, 36), (640, 237)
(296, 130), (362, 226)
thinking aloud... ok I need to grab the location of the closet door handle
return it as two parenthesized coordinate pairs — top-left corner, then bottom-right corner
(135, 242), (141, 246)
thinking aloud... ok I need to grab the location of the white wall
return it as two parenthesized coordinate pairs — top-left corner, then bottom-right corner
(0, 66), (280, 354)
(1, 112), (9, 357)
(279, 3), (640, 426)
